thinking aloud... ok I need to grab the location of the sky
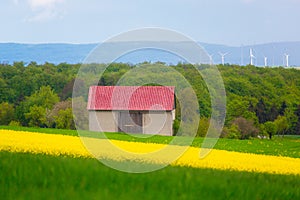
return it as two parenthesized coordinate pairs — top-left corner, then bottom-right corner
(1, 0), (300, 46)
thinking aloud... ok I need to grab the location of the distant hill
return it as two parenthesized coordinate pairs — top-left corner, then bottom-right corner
(0, 43), (96, 65)
(0, 42), (299, 66)
(200, 42), (300, 67)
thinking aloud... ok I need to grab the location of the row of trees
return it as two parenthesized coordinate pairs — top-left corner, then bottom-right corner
(1, 62), (300, 139)
(0, 62), (81, 129)
(0, 86), (75, 129)
(220, 65), (300, 139)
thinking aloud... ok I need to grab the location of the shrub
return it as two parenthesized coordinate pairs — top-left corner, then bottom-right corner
(9, 120), (21, 127)
(173, 119), (180, 136)
(0, 102), (14, 125)
(54, 108), (75, 129)
(221, 124), (241, 139)
(232, 117), (259, 139)
(197, 117), (209, 137)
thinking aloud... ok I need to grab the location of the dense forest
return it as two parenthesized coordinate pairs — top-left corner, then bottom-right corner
(1, 61), (300, 139)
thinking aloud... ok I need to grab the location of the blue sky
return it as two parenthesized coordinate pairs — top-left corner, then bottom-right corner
(1, 0), (300, 46)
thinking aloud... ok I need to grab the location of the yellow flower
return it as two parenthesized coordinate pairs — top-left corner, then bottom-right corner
(1, 129), (300, 175)
(0, 130), (91, 158)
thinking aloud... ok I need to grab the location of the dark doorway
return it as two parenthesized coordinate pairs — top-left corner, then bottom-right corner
(118, 111), (143, 133)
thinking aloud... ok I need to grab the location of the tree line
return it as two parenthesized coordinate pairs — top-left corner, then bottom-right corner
(1, 61), (300, 139)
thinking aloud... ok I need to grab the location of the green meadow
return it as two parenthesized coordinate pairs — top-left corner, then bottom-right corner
(0, 151), (299, 200)
(1, 126), (300, 199)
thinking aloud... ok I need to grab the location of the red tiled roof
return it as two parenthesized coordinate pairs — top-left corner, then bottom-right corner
(87, 86), (175, 111)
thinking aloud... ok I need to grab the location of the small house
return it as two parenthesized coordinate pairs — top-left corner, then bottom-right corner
(87, 86), (175, 136)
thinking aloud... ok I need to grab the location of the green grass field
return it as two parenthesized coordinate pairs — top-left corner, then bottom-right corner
(1, 126), (299, 158)
(0, 151), (299, 200)
(1, 126), (300, 199)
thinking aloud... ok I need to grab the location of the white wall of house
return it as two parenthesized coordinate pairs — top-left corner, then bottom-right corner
(89, 111), (118, 132)
(89, 110), (174, 136)
(143, 111), (173, 136)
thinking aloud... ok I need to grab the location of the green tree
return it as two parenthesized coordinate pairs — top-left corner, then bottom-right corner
(3, 62), (300, 133)
(294, 105), (300, 135)
(13, 61), (25, 70)
(221, 124), (241, 139)
(26, 86), (60, 109)
(283, 107), (298, 134)
(226, 97), (258, 125)
(255, 98), (267, 123)
(274, 116), (288, 137)
(197, 117), (210, 137)
(0, 102), (14, 125)
(16, 86), (59, 126)
(46, 100), (75, 129)
(177, 87), (199, 136)
(54, 108), (75, 129)
(25, 105), (47, 127)
(264, 121), (277, 139)
(46, 100), (72, 128)
(72, 97), (88, 130)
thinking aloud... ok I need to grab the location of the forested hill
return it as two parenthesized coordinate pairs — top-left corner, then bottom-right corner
(1, 42), (300, 66)
(0, 62), (300, 138)
(0, 43), (95, 65)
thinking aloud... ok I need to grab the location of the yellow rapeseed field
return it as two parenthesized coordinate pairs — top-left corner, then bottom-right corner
(1, 129), (300, 175)
(0, 129), (91, 157)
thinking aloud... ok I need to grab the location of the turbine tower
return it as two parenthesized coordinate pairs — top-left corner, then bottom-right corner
(250, 48), (255, 65)
(264, 56), (268, 67)
(208, 54), (214, 65)
(284, 53), (289, 67)
(219, 52), (228, 65)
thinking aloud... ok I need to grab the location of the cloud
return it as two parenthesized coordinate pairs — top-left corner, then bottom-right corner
(25, 0), (65, 22)
(27, 0), (63, 10)
(12, 0), (20, 5)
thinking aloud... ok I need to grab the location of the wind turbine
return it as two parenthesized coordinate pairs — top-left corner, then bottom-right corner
(263, 56), (268, 67)
(208, 54), (214, 65)
(219, 52), (228, 65)
(284, 53), (289, 67)
(250, 48), (255, 65)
